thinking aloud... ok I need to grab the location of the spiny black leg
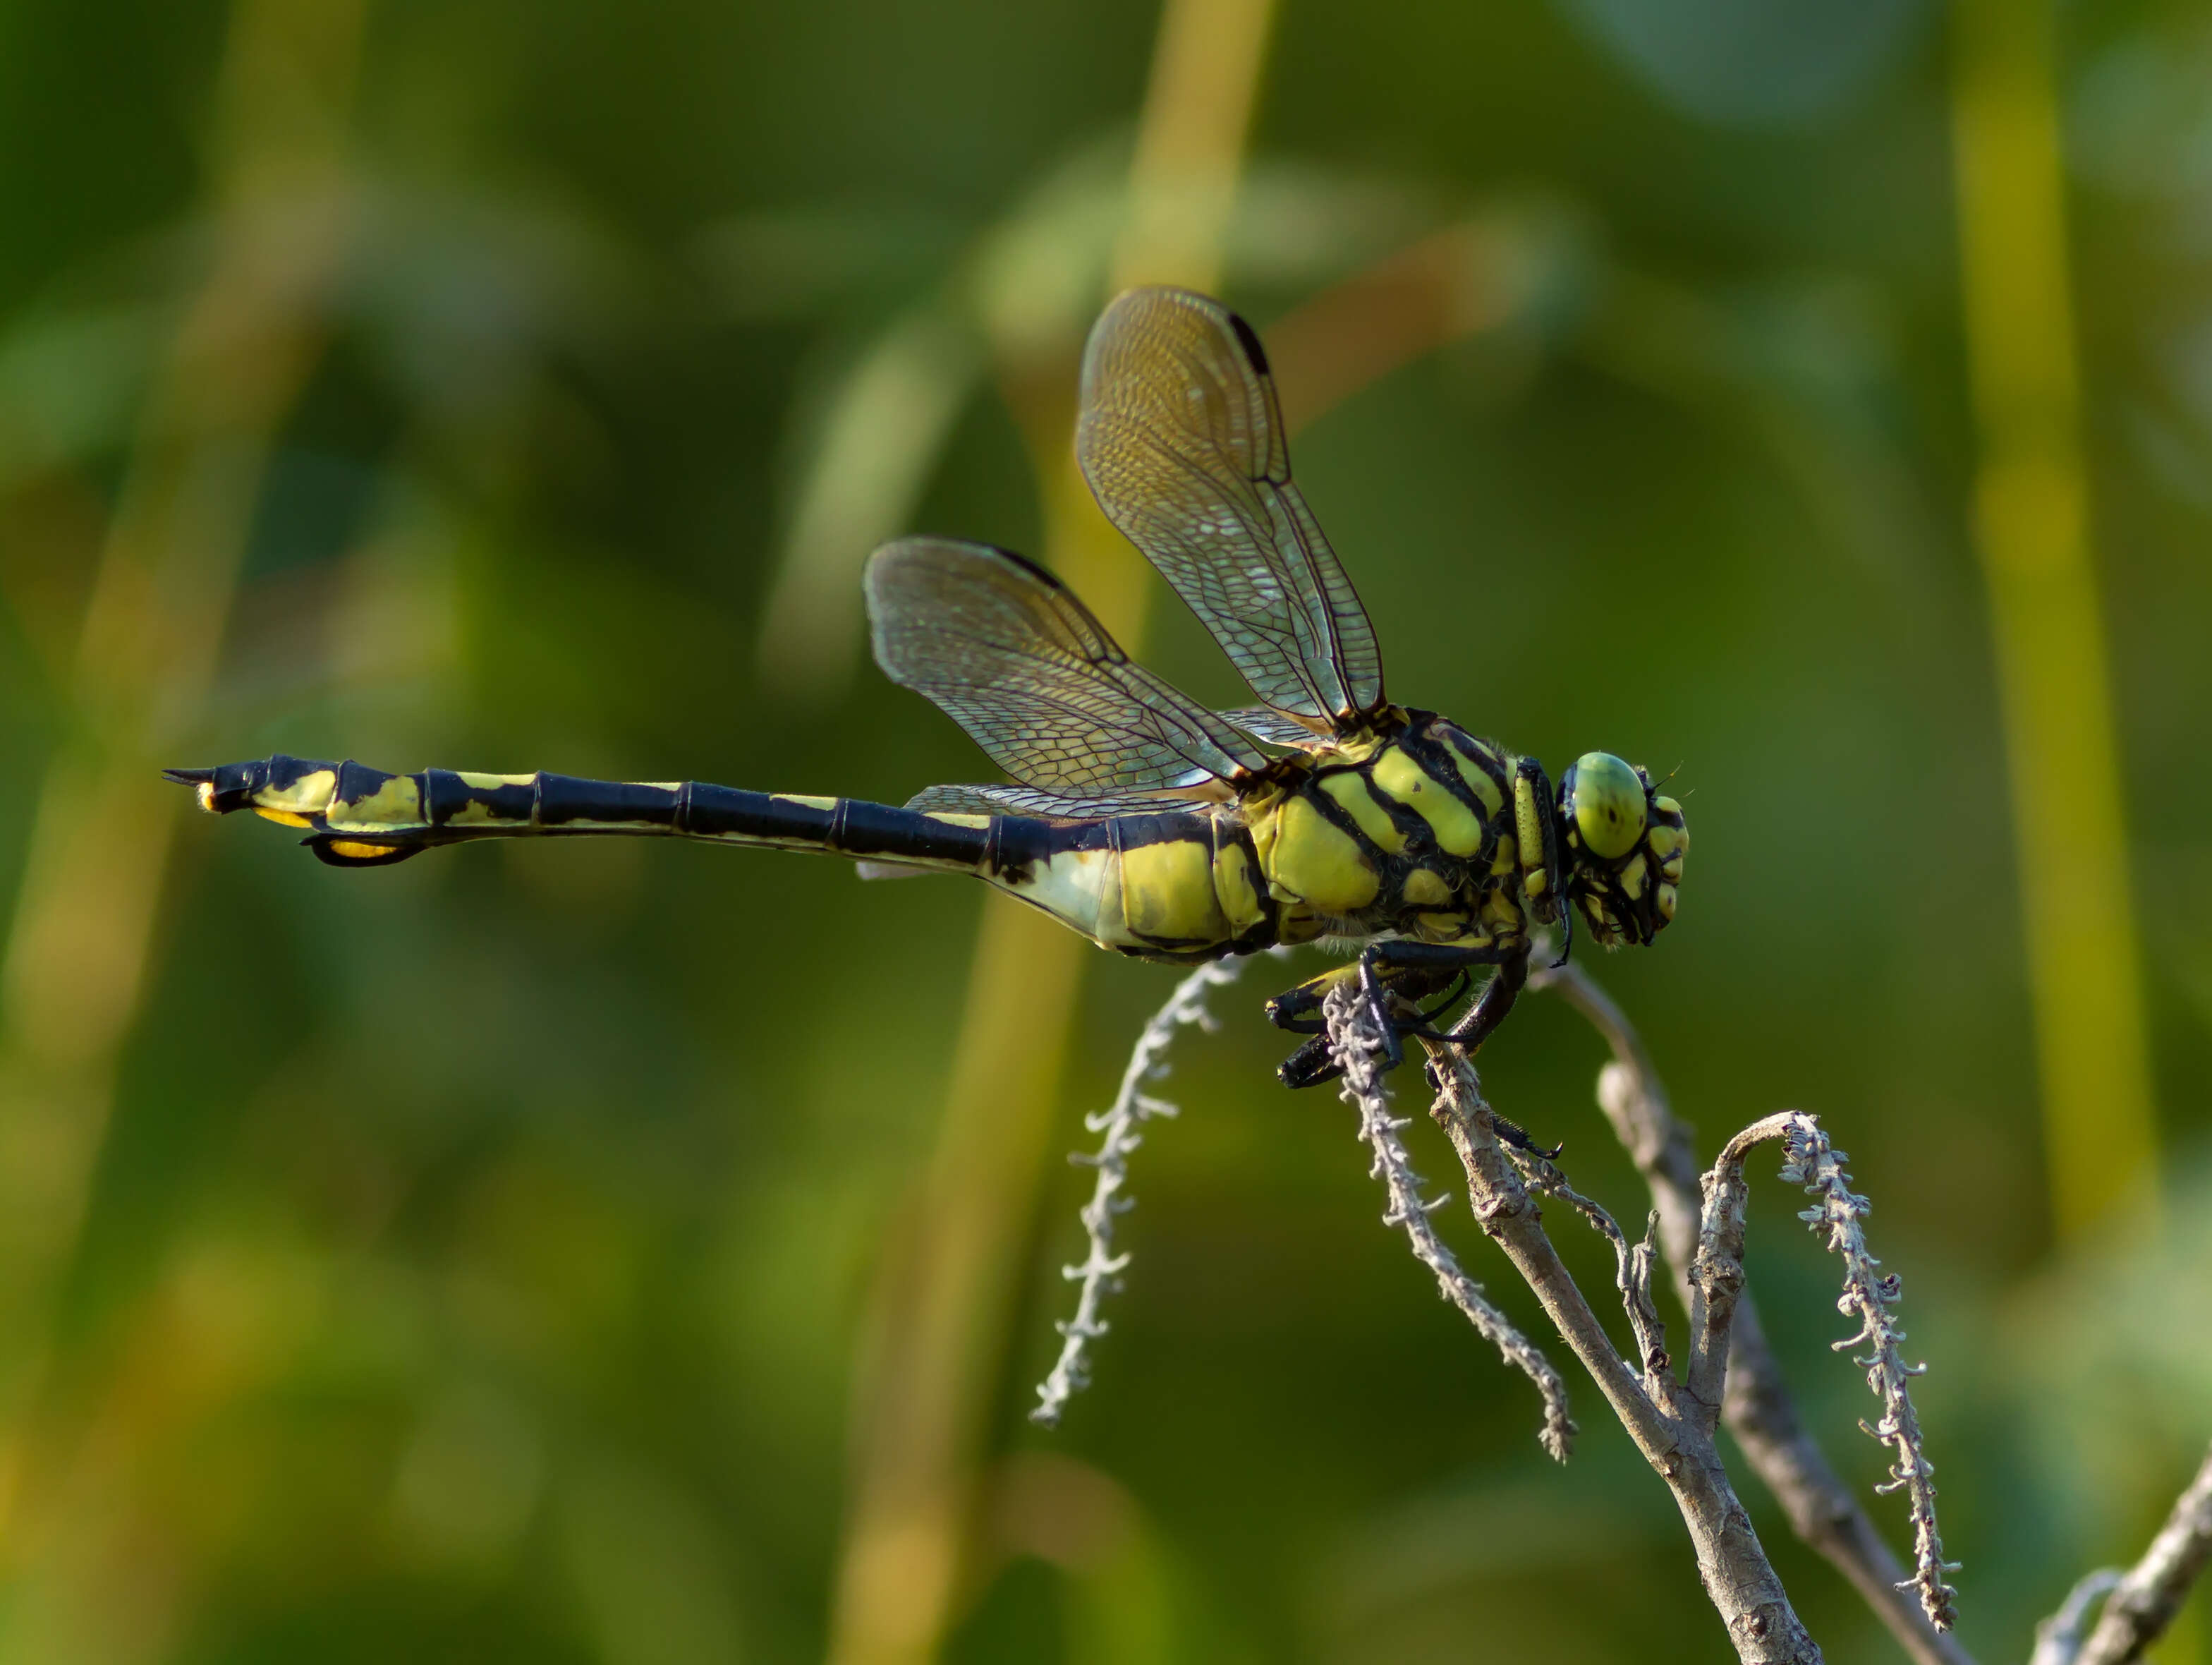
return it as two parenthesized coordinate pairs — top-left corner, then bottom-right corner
(1390, 945), (1529, 1074)
(1438, 945), (1529, 1055)
(1410, 951), (1559, 1153)
(1265, 977), (1332, 1037)
(1390, 1022), (1478, 1046)
(1276, 1032), (1340, 1089)
(1490, 1110), (1563, 1160)
(1273, 967), (1395, 1089)
(1356, 939), (1521, 1077)
(1280, 1009), (1461, 1088)
(1275, 963), (1457, 1089)
(1416, 969), (1471, 1025)
(1274, 945), (1521, 1090)
(1284, 946), (1405, 1080)
(1355, 944), (1406, 1072)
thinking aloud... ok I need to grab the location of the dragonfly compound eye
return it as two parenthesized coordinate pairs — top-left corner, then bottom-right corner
(1564, 751), (1646, 861)
(1558, 754), (1681, 949)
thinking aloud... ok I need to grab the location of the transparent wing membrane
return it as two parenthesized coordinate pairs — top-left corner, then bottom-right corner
(1217, 705), (1331, 749)
(1076, 286), (1386, 728)
(904, 782), (1217, 820)
(865, 537), (1265, 794)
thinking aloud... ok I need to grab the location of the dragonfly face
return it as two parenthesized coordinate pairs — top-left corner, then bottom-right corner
(167, 285), (1686, 1089)
(1559, 751), (1689, 949)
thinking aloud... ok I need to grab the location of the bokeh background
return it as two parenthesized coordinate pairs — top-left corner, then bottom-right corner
(4, 0), (2211, 1659)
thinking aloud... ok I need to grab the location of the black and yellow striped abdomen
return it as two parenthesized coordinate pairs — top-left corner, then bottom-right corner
(167, 754), (1278, 964)
(169, 755), (1004, 869)
(992, 809), (1275, 962)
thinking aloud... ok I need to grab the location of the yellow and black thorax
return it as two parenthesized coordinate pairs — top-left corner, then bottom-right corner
(1236, 710), (1564, 955)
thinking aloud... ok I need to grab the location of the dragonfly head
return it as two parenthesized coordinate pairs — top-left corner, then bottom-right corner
(1557, 752), (1687, 948)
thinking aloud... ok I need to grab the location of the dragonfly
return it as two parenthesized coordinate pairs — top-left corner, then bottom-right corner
(169, 286), (1687, 1088)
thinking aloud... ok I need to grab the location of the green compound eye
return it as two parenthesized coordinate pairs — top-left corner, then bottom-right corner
(1569, 751), (1646, 861)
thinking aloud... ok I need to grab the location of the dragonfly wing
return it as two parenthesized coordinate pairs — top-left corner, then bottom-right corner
(905, 782), (1217, 819)
(865, 537), (1266, 794)
(1217, 705), (1331, 749)
(1076, 286), (1386, 729)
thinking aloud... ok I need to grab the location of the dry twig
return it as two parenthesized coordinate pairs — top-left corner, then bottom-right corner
(1029, 955), (1250, 1427)
(1322, 991), (1820, 1662)
(1701, 1114), (1959, 1629)
(2067, 1441), (2212, 1665)
(2030, 1571), (2123, 1665)
(1506, 1147), (1670, 1393)
(1325, 987), (1575, 1460)
(1044, 954), (2205, 1665)
(1535, 959), (1975, 1665)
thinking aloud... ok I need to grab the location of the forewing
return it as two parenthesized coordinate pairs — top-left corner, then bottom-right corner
(1076, 286), (1386, 727)
(865, 537), (1265, 794)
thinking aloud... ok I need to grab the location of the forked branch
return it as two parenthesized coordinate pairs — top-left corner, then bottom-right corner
(1322, 988), (1820, 1663)
(2046, 1441), (2212, 1665)
(1039, 957), (2212, 1665)
(1535, 959), (1974, 1665)
(1512, 1150), (1672, 1395)
(1699, 1113), (1958, 1630)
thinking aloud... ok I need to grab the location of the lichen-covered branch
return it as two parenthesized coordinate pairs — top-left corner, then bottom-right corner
(1324, 987), (1574, 1459)
(1701, 1113), (1959, 1631)
(2072, 1441), (2212, 1665)
(1534, 959), (1976, 1665)
(1784, 1120), (1959, 1630)
(1029, 955), (1249, 1427)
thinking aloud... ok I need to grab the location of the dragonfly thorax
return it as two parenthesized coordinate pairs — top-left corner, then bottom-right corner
(1238, 715), (1540, 952)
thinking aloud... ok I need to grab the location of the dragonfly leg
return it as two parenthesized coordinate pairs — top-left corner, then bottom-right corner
(1417, 969), (1472, 1025)
(1275, 1032), (1339, 1090)
(1490, 1109), (1563, 1160)
(1270, 959), (1454, 1089)
(1265, 962), (1361, 1036)
(1374, 973), (1476, 1045)
(1425, 947), (1529, 1057)
(1272, 943), (1522, 1090)
(1421, 1051), (1565, 1158)
(1267, 959), (1462, 1039)
(1357, 939), (1525, 1070)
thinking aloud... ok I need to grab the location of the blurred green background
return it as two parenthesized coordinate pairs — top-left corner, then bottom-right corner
(4, 0), (2211, 1659)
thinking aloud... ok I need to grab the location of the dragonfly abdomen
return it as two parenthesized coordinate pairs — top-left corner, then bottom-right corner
(982, 810), (1275, 964)
(165, 754), (1004, 874)
(166, 754), (1277, 964)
